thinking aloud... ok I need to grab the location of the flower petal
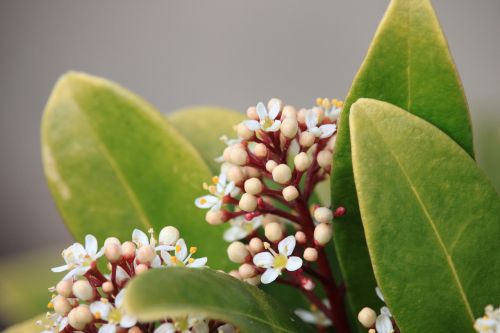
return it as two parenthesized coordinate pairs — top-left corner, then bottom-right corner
(319, 124), (337, 139)
(85, 234), (98, 256)
(155, 244), (175, 252)
(188, 257), (207, 268)
(286, 256), (303, 271)
(51, 264), (69, 273)
(256, 102), (267, 121)
(253, 252), (274, 268)
(260, 268), (280, 284)
(268, 100), (280, 120)
(114, 289), (126, 307)
(375, 286), (385, 302)
(223, 226), (248, 242)
(115, 266), (130, 284)
(154, 323), (176, 333)
(120, 314), (137, 328)
(305, 109), (318, 129)
(98, 324), (116, 333)
(132, 229), (149, 248)
(278, 235), (296, 256)
(151, 255), (162, 268)
(90, 301), (112, 320)
(175, 238), (188, 261)
(243, 120), (261, 131)
(375, 314), (393, 333)
(265, 120), (281, 132)
(160, 250), (172, 265)
(294, 309), (317, 324)
(194, 195), (218, 209)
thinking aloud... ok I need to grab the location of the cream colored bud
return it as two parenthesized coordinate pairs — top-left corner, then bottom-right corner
(297, 108), (306, 125)
(228, 166), (246, 185)
(104, 243), (122, 263)
(135, 264), (149, 275)
(128, 327), (143, 333)
(327, 134), (337, 151)
(282, 105), (297, 118)
(262, 214), (280, 226)
(314, 223), (333, 246)
(53, 295), (72, 315)
(280, 118), (298, 138)
(72, 280), (93, 301)
(358, 307), (377, 328)
(245, 275), (261, 286)
(282, 185), (299, 201)
(294, 152), (311, 172)
(299, 131), (316, 148)
(254, 143), (267, 158)
(317, 150), (333, 168)
(244, 178), (263, 195)
(102, 281), (114, 294)
(222, 147), (232, 162)
(272, 164), (292, 184)
(248, 237), (264, 253)
(314, 207), (333, 223)
(268, 98), (283, 112)
(244, 166), (260, 178)
(239, 193), (258, 212)
(246, 106), (258, 120)
(265, 222), (283, 242)
(205, 210), (225, 225)
(159, 226), (180, 246)
(237, 122), (254, 140)
(56, 279), (73, 298)
(121, 241), (136, 259)
(295, 231), (307, 244)
(313, 106), (325, 123)
(228, 270), (242, 280)
(104, 237), (121, 247)
(265, 160), (278, 173)
(137, 245), (155, 264)
(68, 305), (92, 330)
(230, 147), (248, 166)
(227, 241), (249, 263)
(238, 263), (256, 279)
(303, 247), (318, 262)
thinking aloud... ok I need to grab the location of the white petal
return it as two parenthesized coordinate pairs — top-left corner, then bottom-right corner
(278, 235), (296, 256)
(188, 257), (207, 268)
(309, 126), (322, 137)
(294, 309), (317, 324)
(223, 226), (248, 242)
(175, 238), (188, 261)
(90, 301), (111, 319)
(151, 255), (162, 268)
(253, 252), (274, 268)
(265, 120), (281, 132)
(268, 100), (280, 120)
(59, 317), (69, 330)
(154, 323), (176, 333)
(380, 306), (392, 317)
(120, 314), (137, 328)
(132, 229), (149, 247)
(63, 266), (89, 280)
(260, 268), (280, 284)
(286, 256), (303, 271)
(224, 181), (235, 196)
(375, 314), (393, 333)
(85, 235), (98, 256)
(115, 266), (130, 284)
(243, 120), (261, 131)
(161, 250), (173, 266)
(51, 264), (69, 273)
(216, 324), (236, 333)
(98, 324), (116, 333)
(375, 286), (385, 302)
(194, 195), (218, 209)
(114, 289), (126, 307)
(319, 124), (337, 139)
(256, 102), (267, 120)
(155, 244), (175, 252)
(305, 109), (318, 129)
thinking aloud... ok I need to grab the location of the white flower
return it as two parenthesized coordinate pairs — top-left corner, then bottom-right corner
(253, 235), (303, 284)
(374, 287), (394, 333)
(132, 228), (173, 252)
(243, 101), (281, 132)
(161, 238), (207, 268)
(51, 235), (104, 280)
(305, 109), (336, 139)
(474, 305), (500, 333)
(223, 215), (262, 242)
(38, 312), (68, 333)
(294, 299), (332, 327)
(325, 104), (342, 122)
(154, 315), (209, 333)
(90, 289), (137, 333)
(195, 173), (235, 211)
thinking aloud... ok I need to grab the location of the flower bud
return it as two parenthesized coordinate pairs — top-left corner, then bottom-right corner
(248, 237), (264, 253)
(56, 279), (73, 298)
(295, 231), (307, 244)
(105, 243), (122, 263)
(239, 193), (258, 212)
(265, 222), (283, 242)
(280, 118), (298, 138)
(265, 160), (278, 173)
(268, 98), (283, 112)
(334, 206), (346, 217)
(137, 245), (155, 264)
(272, 164), (292, 184)
(244, 178), (263, 195)
(53, 295), (72, 315)
(358, 307), (377, 328)
(313, 106), (325, 123)
(228, 166), (246, 185)
(294, 152), (311, 172)
(253, 143), (267, 158)
(222, 147), (232, 162)
(238, 263), (255, 279)
(72, 279), (93, 301)
(128, 327), (143, 333)
(159, 226), (180, 246)
(303, 247), (318, 262)
(237, 122), (254, 140)
(314, 223), (332, 246)
(102, 281), (114, 294)
(228, 270), (242, 280)
(247, 106), (258, 120)
(244, 275), (261, 286)
(135, 264), (149, 275)
(314, 207), (333, 223)
(299, 132), (316, 148)
(317, 150), (333, 168)
(205, 210), (225, 225)
(282, 105), (297, 119)
(282, 185), (299, 201)
(244, 166), (260, 178)
(227, 241), (249, 263)
(104, 237), (121, 247)
(68, 305), (93, 330)
(297, 108), (306, 125)
(230, 147), (248, 166)
(121, 241), (136, 259)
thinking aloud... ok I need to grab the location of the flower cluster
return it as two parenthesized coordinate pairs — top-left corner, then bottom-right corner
(195, 98), (347, 328)
(474, 305), (500, 333)
(357, 287), (398, 333)
(38, 227), (234, 333)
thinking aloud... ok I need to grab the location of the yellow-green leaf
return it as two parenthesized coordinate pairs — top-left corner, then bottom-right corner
(2, 315), (45, 333)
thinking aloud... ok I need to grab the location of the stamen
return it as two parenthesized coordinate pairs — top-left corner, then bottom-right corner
(189, 246), (197, 254)
(212, 176), (219, 184)
(175, 245), (181, 252)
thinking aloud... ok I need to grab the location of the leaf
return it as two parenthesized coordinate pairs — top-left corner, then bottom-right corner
(42, 72), (230, 269)
(350, 98), (500, 333)
(2, 314), (45, 333)
(168, 107), (245, 173)
(123, 267), (314, 333)
(330, 0), (475, 317)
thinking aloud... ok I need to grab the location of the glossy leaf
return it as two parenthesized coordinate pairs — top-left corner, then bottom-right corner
(42, 72), (230, 269)
(350, 99), (500, 333)
(2, 315), (45, 333)
(330, 0), (474, 317)
(124, 267), (314, 333)
(168, 107), (245, 173)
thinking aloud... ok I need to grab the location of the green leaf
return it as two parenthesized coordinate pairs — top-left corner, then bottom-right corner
(168, 107), (245, 173)
(2, 314), (45, 333)
(124, 267), (314, 333)
(330, 0), (474, 318)
(42, 72), (230, 269)
(350, 98), (500, 333)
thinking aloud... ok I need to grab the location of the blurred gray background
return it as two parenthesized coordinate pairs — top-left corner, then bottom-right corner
(0, 0), (499, 259)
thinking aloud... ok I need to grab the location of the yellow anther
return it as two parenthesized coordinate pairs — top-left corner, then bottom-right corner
(188, 258), (195, 264)
(321, 99), (331, 109)
(175, 245), (181, 252)
(47, 302), (53, 309)
(368, 329), (376, 333)
(208, 185), (217, 194)
(315, 97), (323, 106)
(189, 246), (197, 254)
(94, 311), (101, 320)
(199, 198), (207, 204)
(170, 256), (178, 263)
(263, 242), (271, 249)
(310, 304), (318, 311)
(202, 182), (209, 190)
(212, 176), (219, 184)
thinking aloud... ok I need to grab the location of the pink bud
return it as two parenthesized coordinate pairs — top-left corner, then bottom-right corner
(334, 206), (346, 218)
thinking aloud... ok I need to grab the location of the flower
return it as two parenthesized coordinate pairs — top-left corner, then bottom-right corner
(325, 99), (343, 122)
(195, 173), (235, 211)
(154, 315), (209, 333)
(223, 215), (262, 242)
(161, 238), (207, 268)
(132, 228), (173, 252)
(374, 287), (394, 333)
(305, 109), (336, 139)
(51, 235), (104, 280)
(253, 235), (303, 284)
(89, 289), (137, 333)
(243, 101), (281, 132)
(37, 312), (68, 333)
(474, 305), (500, 333)
(294, 300), (332, 327)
